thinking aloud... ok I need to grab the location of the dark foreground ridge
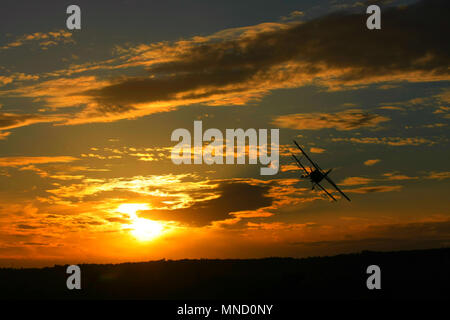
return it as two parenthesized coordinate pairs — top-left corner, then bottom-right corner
(0, 248), (449, 300)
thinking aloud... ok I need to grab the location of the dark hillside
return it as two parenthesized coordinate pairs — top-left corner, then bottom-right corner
(0, 248), (448, 300)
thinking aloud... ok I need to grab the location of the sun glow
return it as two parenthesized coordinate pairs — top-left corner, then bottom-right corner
(117, 203), (165, 241)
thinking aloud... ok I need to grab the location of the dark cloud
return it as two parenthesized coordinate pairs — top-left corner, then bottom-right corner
(0, 112), (52, 130)
(0, 112), (63, 137)
(16, 224), (38, 230)
(273, 109), (390, 131)
(141, 182), (273, 226)
(105, 217), (130, 224)
(85, 0), (449, 109)
(367, 219), (450, 236)
(93, 103), (137, 115)
(291, 219), (450, 252)
(85, 68), (255, 105)
(345, 185), (402, 193)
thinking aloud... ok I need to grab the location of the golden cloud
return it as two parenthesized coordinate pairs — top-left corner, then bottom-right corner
(426, 171), (450, 180)
(364, 159), (381, 166)
(345, 185), (402, 194)
(339, 177), (374, 186)
(0, 156), (78, 167)
(273, 110), (390, 131)
(0, 30), (73, 50)
(332, 137), (436, 146)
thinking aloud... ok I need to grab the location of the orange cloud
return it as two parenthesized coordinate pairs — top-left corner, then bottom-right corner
(332, 137), (436, 146)
(364, 159), (381, 166)
(426, 171), (450, 180)
(0, 156), (78, 167)
(345, 185), (402, 194)
(281, 164), (299, 172)
(0, 73), (39, 87)
(310, 147), (325, 154)
(339, 177), (373, 186)
(273, 110), (390, 131)
(0, 112), (63, 138)
(0, 30), (73, 50)
(383, 173), (418, 181)
(0, 131), (11, 140)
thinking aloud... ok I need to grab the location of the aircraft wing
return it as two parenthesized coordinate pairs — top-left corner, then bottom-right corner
(324, 176), (351, 202)
(293, 140), (323, 172)
(291, 154), (309, 176)
(315, 182), (337, 201)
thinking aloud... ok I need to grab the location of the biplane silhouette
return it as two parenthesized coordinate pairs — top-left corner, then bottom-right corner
(291, 140), (351, 202)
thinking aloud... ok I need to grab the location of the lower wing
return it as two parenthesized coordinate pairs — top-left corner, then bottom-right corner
(324, 176), (351, 202)
(315, 182), (337, 201)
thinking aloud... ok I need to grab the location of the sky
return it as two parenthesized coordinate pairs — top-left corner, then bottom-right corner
(0, 0), (449, 267)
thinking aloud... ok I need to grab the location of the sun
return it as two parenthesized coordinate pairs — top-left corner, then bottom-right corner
(116, 203), (165, 241)
(129, 217), (164, 241)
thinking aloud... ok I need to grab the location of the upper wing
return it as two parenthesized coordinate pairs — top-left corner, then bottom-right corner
(293, 140), (323, 172)
(323, 176), (351, 202)
(315, 182), (337, 201)
(291, 154), (309, 176)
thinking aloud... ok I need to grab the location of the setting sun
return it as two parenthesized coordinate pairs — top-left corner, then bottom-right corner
(129, 217), (164, 241)
(117, 203), (165, 241)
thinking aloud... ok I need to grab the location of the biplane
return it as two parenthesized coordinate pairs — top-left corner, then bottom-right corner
(291, 140), (351, 202)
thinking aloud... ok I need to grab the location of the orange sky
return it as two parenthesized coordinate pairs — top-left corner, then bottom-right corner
(0, 0), (449, 267)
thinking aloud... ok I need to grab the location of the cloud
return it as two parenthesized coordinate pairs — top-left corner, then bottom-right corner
(0, 30), (74, 50)
(291, 218), (450, 253)
(142, 181), (273, 226)
(426, 171), (450, 180)
(1, 0), (442, 126)
(364, 159), (381, 166)
(435, 87), (450, 104)
(135, 0), (448, 92)
(0, 156), (78, 167)
(345, 185), (402, 194)
(339, 176), (373, 186)
(0, 112), (63, 138)
(48, 174), (85, 181)
(0, 132), (11, 140)
(422, 123), (447, 128)
(281, 164), (299, 172)
(382, 172), (418, 181)
(310, 147), (326, 154)
(2, 76), (109, 109)
(45, 174), (219, 209)
(273, 109), (389, 131)
(280, 10), (305, 21)
(332, 137), (436, 146)
(0, 73), (39, 87)
(378, 106), (405, 111)
(42, 173), (308, 227)
(16, 224), (39, 230)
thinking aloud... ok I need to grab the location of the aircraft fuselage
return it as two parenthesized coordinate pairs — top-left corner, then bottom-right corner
(310, 169), (324, 184)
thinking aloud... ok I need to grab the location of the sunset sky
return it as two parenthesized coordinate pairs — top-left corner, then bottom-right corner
(0, 0), (449, 267)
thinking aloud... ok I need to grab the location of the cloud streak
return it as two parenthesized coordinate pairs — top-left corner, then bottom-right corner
(273, 110), (389, 131)
(0, 156), (78, 167)
(0, 30), (73, 50)
(332, 137), (437, 146)
(345, 185), (402, 194)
